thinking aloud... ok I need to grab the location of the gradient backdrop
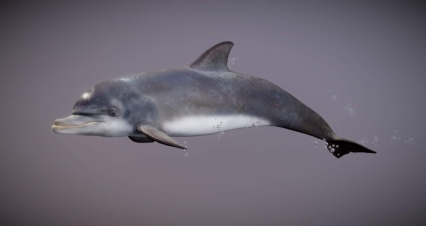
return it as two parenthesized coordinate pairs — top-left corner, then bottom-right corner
(1, 0), (426, 225)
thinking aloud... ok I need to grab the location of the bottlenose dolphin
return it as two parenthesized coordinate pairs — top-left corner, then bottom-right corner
(52, 41), (376, 158)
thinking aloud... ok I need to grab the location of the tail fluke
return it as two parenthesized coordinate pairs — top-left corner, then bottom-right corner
(325, 137), (376, 158)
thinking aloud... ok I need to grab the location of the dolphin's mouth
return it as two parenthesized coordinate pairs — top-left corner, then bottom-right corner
(52, 115), (104, 134)
(52, 121), (101, 129)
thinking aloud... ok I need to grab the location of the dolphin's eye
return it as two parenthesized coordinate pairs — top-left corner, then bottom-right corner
(108, 109), (118, 116)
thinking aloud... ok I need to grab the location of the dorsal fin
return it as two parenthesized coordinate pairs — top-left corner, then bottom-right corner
(188, 41), (234, 71)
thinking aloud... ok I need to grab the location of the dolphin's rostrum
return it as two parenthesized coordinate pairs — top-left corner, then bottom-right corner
(53, 41), (376, 158)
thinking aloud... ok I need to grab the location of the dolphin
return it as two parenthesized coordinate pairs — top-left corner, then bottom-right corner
(52, 41), (376, 158)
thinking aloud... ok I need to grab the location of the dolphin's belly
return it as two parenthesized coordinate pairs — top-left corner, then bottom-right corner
(162, 115), (271, 137)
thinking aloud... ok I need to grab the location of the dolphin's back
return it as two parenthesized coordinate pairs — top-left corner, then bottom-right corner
(128, 67), (285, 120)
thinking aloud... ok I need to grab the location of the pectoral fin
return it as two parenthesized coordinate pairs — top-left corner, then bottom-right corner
(136, 125), (186, 149)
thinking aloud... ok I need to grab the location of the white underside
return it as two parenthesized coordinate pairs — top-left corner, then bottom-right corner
(162, 115), (271, 137)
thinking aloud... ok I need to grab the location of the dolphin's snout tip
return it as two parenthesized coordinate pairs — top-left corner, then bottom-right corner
(52, 118), (65, 133)
(52, 120), (60, 133)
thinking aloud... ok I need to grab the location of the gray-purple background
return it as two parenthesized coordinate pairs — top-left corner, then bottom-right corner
(1, 0), (425, 225)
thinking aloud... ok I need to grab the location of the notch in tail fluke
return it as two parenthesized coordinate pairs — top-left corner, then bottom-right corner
(326, 137), (376, 158)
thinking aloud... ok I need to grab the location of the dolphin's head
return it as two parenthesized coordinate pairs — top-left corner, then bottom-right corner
(52, 80), (156, 137)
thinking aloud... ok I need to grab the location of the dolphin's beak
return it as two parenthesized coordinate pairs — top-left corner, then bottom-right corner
(52, 115), (103, 135)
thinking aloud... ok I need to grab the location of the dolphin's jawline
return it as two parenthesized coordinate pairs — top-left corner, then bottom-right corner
(52, 121), (102, 130)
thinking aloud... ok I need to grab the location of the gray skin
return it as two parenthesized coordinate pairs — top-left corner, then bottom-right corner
(53, 41), (376, 158)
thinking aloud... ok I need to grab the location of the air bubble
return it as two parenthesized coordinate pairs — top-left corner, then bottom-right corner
(331, 148), (335, 152)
